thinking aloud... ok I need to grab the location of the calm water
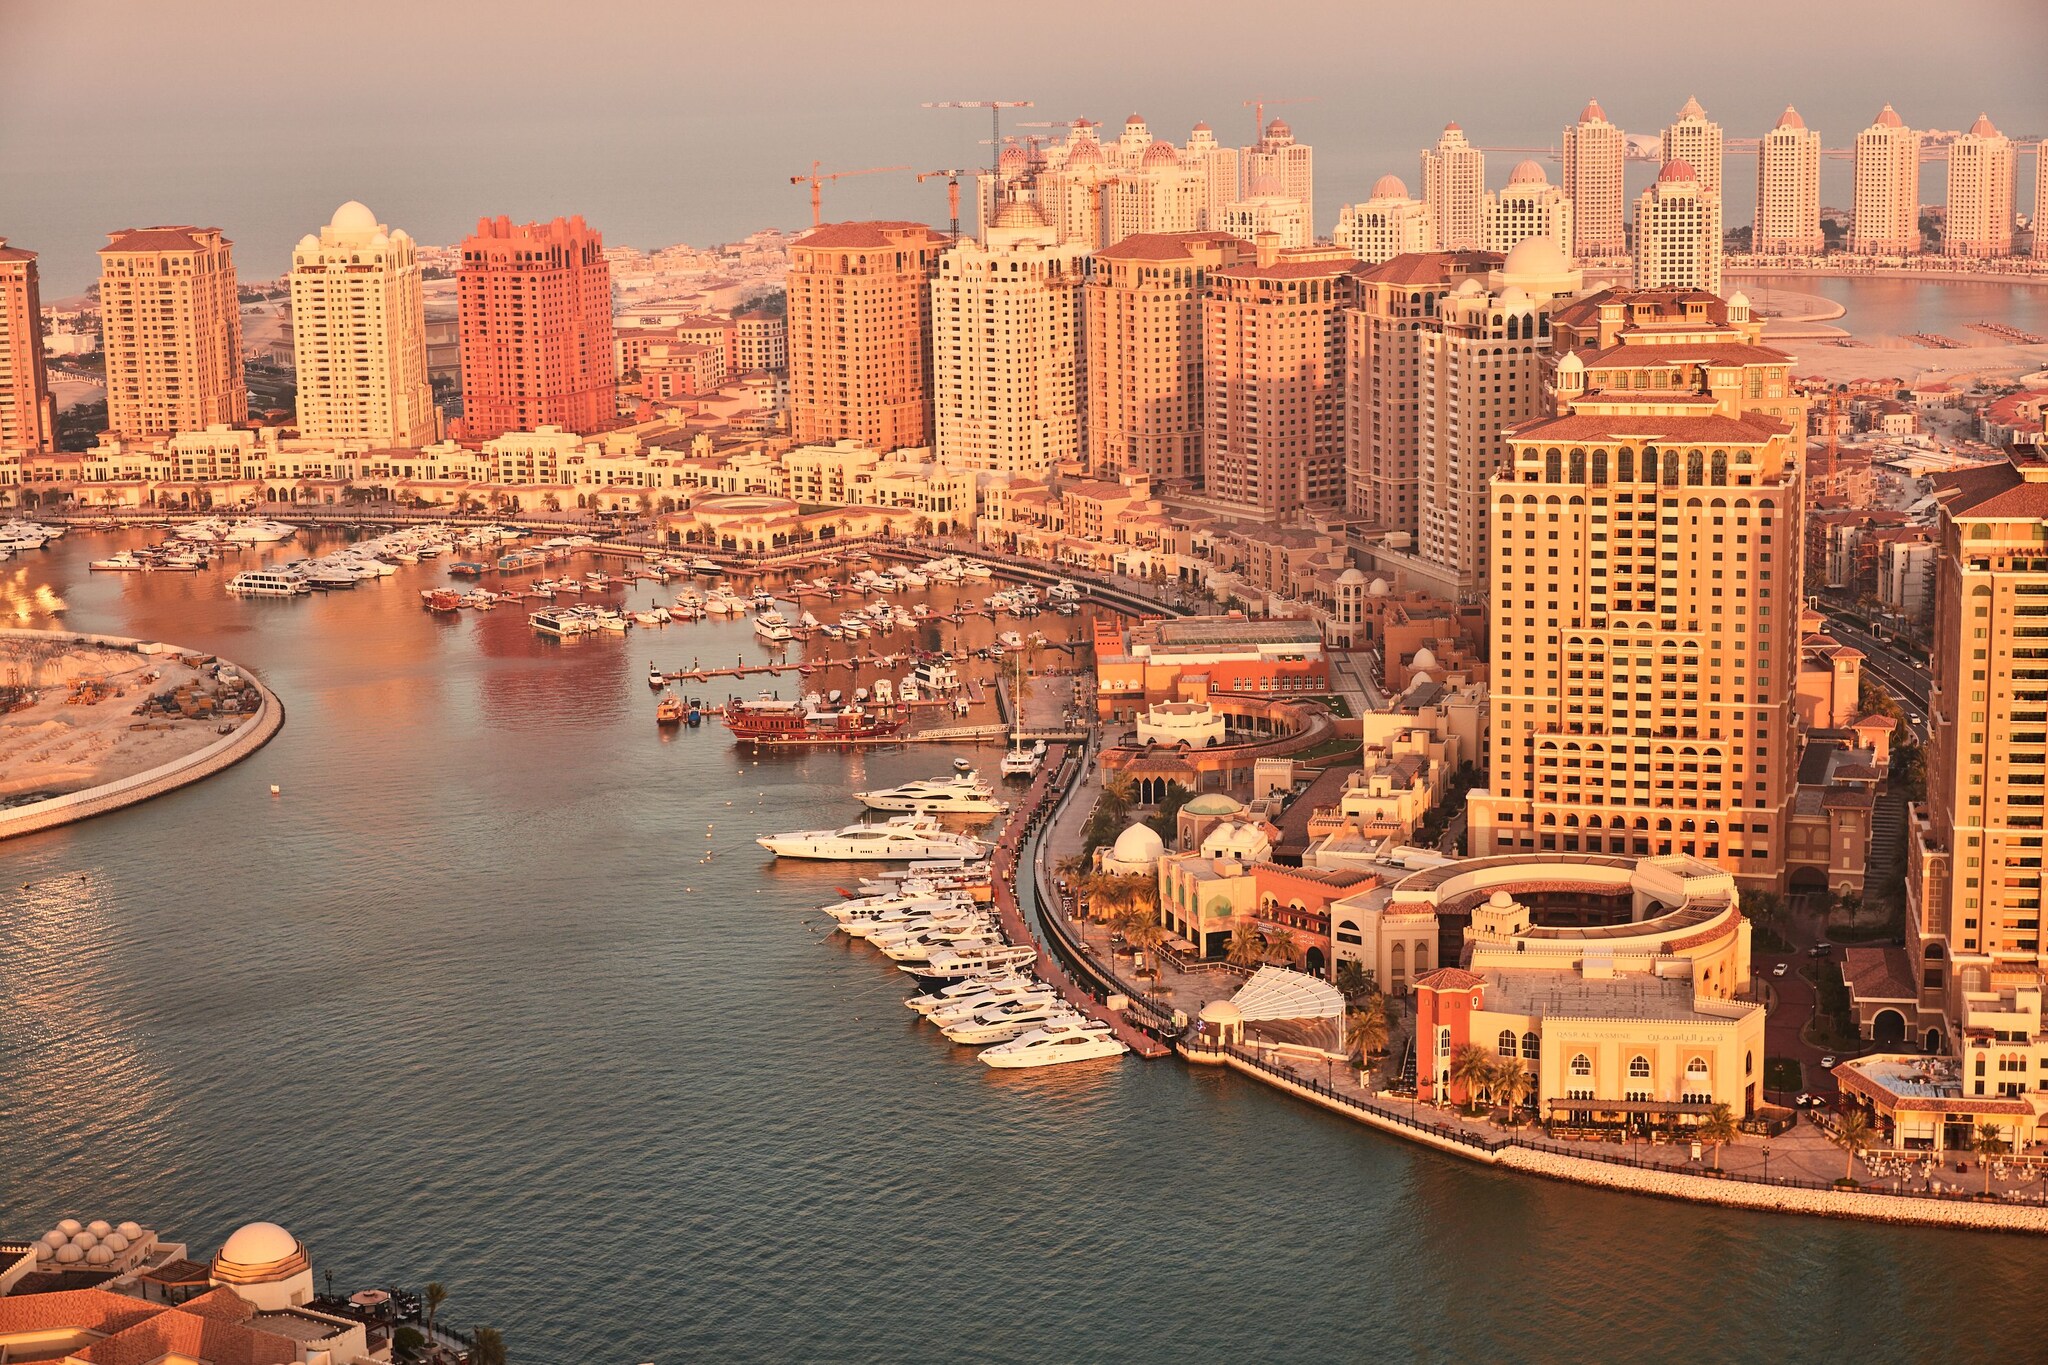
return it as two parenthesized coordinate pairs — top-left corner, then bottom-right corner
(1735, 272), (2048, 341)
(3, 533), (2045, 1362)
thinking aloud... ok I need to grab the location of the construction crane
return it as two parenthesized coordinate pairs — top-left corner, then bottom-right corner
(789, 161), (910, 228)
(923, 100), (1036, 174)
(918, 169), (973, 237)
(1242, 95), (1317, 141)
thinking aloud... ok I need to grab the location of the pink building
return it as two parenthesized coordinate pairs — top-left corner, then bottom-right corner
(457, 215), (614, 440)
(0, 239), (54, 455)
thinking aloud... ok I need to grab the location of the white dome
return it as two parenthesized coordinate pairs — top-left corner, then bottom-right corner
(1411, 670), (1434, 685)
(1110, 822), (1165, 866)
(1338, 567), (1367, 585)
(54, 1244), (83, 1264)
(86, 1220), (112, 1237)
(85, 1246), (113, 1265)
(103, 1233), (130, 1253)
(1200, 998), (1243, 1025)
(329, 200), (378, 234)
(41, 1231), (67, 1251)
(1502, 235), (1568, 280)
(1455, 277), (1483, 296)
(1501, 286), (1531, 308)
(1410, 646), (1438, 670)
(1368, 577), (1390, 596)
(117, 1222), (143, 1241)
(219, 1221), (299, 1266)
(1556, 350), (1584, 373)
(1729, 289), (1751, 309)
(71, 1232), (98, 1250)
(1490, 890), (1515, 908)
(57, 1219), (82, 1236)
(296, 233), (319, 252)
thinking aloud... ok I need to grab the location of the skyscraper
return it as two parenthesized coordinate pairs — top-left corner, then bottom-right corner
(98, 226), (245, 440)
(1633, 162), (1722, 296)
(930, 201), (1087, 475)
(784, 220), (946, 452)
(1852, 104), (1921, 256)
(1660, 97), (1723, 198)
(1467, 289), (1808, 887)
(1907, 455), (2048, 1076)
(1944, 114), (2015, 258)
(2037, 144), (2048, 262)
(1484, 161), (1574, 260)
(1421, 123), (1487, 252)
(456, 215), (613, 441)
(289, 202), (436, 447)
(1204, 242), (1362, 514)
(0, 239), (54, 455)
(1562, 100), (1627, 259)
(1754, 107), (1823, 256)
(1182, 122), (1241, 231)
(1243, 118), (1313, 215)
(1335, 177), (1435, 265)
(1107, 142), (1207, 242)
(1085, 231), (1243, 482)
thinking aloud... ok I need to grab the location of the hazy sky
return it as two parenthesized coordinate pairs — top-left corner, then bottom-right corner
(5, 0), (2045, 294)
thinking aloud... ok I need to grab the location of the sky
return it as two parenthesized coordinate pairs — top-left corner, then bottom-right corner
(4, 0), (2046, 295)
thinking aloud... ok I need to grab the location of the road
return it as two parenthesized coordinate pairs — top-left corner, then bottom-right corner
(1819, 611), (1929, 737)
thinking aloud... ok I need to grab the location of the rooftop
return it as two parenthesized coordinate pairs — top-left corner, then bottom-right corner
(1480, 968), (1732, 1023)
(1153, 618), (1325, 649)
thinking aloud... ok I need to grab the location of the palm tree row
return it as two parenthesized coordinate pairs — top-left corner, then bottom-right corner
(1443, 1044), (1533, 1122)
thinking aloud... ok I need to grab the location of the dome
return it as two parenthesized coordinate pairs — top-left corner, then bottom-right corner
(1580, 99), (1607, 123)
(295, 233), (319, 253)
(72, 1232), (98, 1251)
(58, 1219), (82, 1236)
(1501, 285), (1531, 308)
(1443, 121), (1462, 134)
(1775, 105), (1806, 131)
(1677, 95), (1707, 120)
(1338, 567), (1367, 585)
(1183, 793), (1243, 816)
(1874, 103), (1903, 129)
(1503, 234), (1567, 280)
(1110, 822), (1165, 866)
(1368, 577), (1390, 596)
(55, 1244), (83, 1264)
(1556, 350), (1584, 373)
(1200, 999), (1244, 1026)
(998, 145), (1027, 171)
(87, 1220), (112, 1237)
(42, 1231), (67, 1250)
(1370, 174), (1408, 200)
(1067, 141), (1105, 169)
(103, 1233), (130, 1253)
(1489, 890), (1515, 908)
(117, 1222), (143, 1241)
(1142, 141), (1179, 167)
(369, 231), (390, 248)
(992, 196), (1047, 230)
(1191, 121), (1211, 133)
(1508, 159), (1548, 186)
(1125, 112), (1145, 127)
(1266, 118), (1291, 139)
(1657, 160), (1697, 184)
(1410, 670), (1434, 686)
(1455, 277), (1483, 296)
(85, 1246), (113, 1266)
(329, 200), (378, 234)
(1969, 112), (1998, 137)
(1410, 646), (1439, 670)
(1728, 289), (1751, 310)
(218, 1222), (299, 1268)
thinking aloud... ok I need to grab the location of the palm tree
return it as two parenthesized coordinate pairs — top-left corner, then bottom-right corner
(1973, 1122), (2011, 1195)
(423, 1283), (447, 1343)
(1101, 775), (1137, 823)
(1262, 926), (1302, 968)
(1696, 1102), (1738, 1170)
(1335, 960), (1370, 1001)
(1492, 1057), (1532, 1124)
(1224, 924), (1264, 968)
(1126, 919), (1169, 988)
(1448, 1043), (1494, 1112)
(1055, 853), (1089, 886)
(1345, 996), (1389, 1064)
(468, 1326), (506, 1365)
(1836, 1110), (1872, 1182)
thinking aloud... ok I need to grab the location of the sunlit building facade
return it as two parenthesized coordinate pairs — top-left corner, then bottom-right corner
(1754, 108), (1823, 256)
(1562, 100), (1627, 259)
(1852, 104), (1921, 256)
(289, 202), (436, 447)
(1484, 161), (1573, 260)
(1335, 177), (1435, 266)
(98, 226), (246, 440)
(1633, 162), (1722, 296)
(1943, 114), (2014, 259)
(785, 220), (946, 452)
(0, 239), (54, 455)
(1421, 123), (1486, 252)
(457, 214), (613, 441)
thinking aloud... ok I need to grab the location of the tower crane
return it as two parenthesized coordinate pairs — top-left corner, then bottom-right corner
(789, 162), (910, 228)
(1242, 94), (1317, 141)
(918, 169), (973, 237)
(922, 100), (1036, 174)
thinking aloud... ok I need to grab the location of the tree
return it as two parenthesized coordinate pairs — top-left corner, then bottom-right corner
(1262, 926), (1301, 968)
(1448, 1044), (1494, 1111)
(1100, 776), (1136, 823)
(1972, 1122), (2011, 1194)
(1696, 1102), (1738, 1170)
(1492, 1057), (1532, 1123)
(424, 1283), (447, 1342)
(468, 1326), (507, 1365)
(1345, 995), (1389, 1063)
(1224, 924), (1264, 968)
(1837, 1110), (1872, 1182)
(1145, 781), (1195, 840)
(1335, 959), (1371, 1002)
(1126, 918), (1168, 987)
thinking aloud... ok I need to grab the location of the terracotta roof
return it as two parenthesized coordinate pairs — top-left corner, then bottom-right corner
(1358, 250), (1499, 286)
(1415, 966), (1485, 991)
(1510, 411), (1791, 444)
(1931, 458), (2048, 518)
(1842, 945), (1916, 1003)
(1216, 257), (1368, 282)
(1583, 341), (1789, 369)
(101, 226), (225, 254)
(0, 243), (37, 262)
(794, 221), (942, 250)
(0, 1288), (160, 1340)
(1094, 231), (1240, 262)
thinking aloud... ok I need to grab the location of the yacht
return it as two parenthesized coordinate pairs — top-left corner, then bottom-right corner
(834, 899), (981, 939)
(874, 926), (1003, 963)
(302, 564), (360, 590)
(901, 942), (1040, 981)
(943, 1000), (1085, 1046)
(905, 972), (1035, 1016)
(225, 569), (310, 597)
(997, 631), (1025, 651)
(755, 815), (986, 862)
(999, 743), (1043, 780)
(959, 559), (995, 580)
(754, 610), (795, 643)
(926, 982), (1061, 1028)
(979, 1019), (1130, 1068)
(225, 518), (298, 544)
(854, 771), (1007, 816)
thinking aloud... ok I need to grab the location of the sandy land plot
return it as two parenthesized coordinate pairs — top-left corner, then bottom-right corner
(0, 644), (243, 801)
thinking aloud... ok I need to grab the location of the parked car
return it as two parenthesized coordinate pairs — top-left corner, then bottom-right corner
(1819, 1055), (1838, 1070)
(1772, 962), (1789, 977)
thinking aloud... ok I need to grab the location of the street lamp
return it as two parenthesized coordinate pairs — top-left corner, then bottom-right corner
(1762, 1143), (1773, 1183)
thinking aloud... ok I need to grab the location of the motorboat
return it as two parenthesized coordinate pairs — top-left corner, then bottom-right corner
(999, 744), (1042, 780)
(854, 771), (1007, 816)
(225, 518), (298, 544)
(225, 569), (310, 597)
(943, 1000), (1084, 1045)
(900, 942), (1040, 981)
(873, 925), (1003, 963)
(979, 1019), (1130, 1068)
(833, 898), (981, 939)
(755, 815), (986, 862)
(905, 972), (1034, 1016)
(997, 631), (1025, 651)
(754, 610), (795, 643)
(926, 982), (1061, 1028)
(691, 557), (720, 575)
(656, 694), (687, 726)
(649, 663), (667, 688)
(959, 559), (995, 580)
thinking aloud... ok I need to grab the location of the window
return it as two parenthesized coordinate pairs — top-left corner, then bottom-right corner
(1498, 1029), (1518, 1058)
(1521, 1032), (1539, 1061)
(1570, 1052), (1593, 1078)
(1628, 1054), (1652, 1079)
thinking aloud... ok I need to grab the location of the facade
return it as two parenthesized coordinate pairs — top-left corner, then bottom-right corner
(733, 311), (787, 374)
(1243, 118), (1313, 222)
(98, 226), (246, 440)
(1903, 455), (2048, 1091)
(1343, 251), (1496, 531)
(1633, 162), (1722, 296)
(1108, 142), (1207, 241)
(1085, 231), (1242, 483)
(289, 202), (436, 447)
(1753, 108), (1824, 256)
(1852, 104), (1921, 256)
(1094, 615), (1329, 718)
(1483, 161), (1573, 260)
(456, 214), (614, 441)
(1421, 124), (1486, 252)
(1561, 100), (1627, 259)
(1218, 196), (1310, 252)
(1659, 96), (1723, 198)
(1943, 114), (2015, 259)
(1203, 244), (1363, 513)
(929, 206), (1087, 476)
(1334, 176), (1435, 266)
(784, 220), (946, 452)
(1184, 122), (1241, 230)
(1466, 289), (1808, 889)
(0, 239), (54, 455)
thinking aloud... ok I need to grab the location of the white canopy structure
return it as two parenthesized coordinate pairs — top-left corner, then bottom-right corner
(1228, 966), (1348, 1048)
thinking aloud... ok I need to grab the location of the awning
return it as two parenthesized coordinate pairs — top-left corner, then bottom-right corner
(1544, 1098), (1716, 1115)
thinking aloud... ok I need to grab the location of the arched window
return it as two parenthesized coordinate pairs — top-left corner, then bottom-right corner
(1591, 449), (1608, 485)
(1687, 450), (1704, 485)
(1711, 451), (1728, 484)
(1663, 451), (1680, 486)
(1570, 1053), (1593, 1077)
(1545, 450), (1562, 483)
(1569, 449), (1587, 483)
(1499, 1029), (1518, 1058)
(1685, 1056), (1710, 1085)
(1628, 1054), (1652, 1079)
(1521, 1032), (1539, 1061)
(1617, 448), (1634, 482)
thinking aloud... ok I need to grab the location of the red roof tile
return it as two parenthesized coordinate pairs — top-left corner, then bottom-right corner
(1414, 966), (1485, 991)
(794, 221), (944, 250)
(1094, 231), (1241, 262)
(1510, 411), (1791, 444)
(101, 226), (226, 254)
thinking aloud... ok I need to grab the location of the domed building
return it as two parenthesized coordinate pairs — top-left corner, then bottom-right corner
(1099, 821), (1165, 875)
(1484, 156), (1574, 262)
(1177, 791), (1246, 850)
(208, 1221), (314, 1311)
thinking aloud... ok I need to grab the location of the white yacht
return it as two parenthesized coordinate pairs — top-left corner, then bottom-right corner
(926, 983), (1061, 1028)
(225, 569), (310, 597)
(754, 610), (794, 643)
(837, 902), (983, 940)
(998, 744), (1042, 780)
(905, 973), (1034, 1016)
(875, 926), (1003, 964)
(902, 942), (1040, 981)
(943, 1000), (1084, 1046)
(979, 1019), (1130, 1068)
(225, 518), (297, 544)
(959, 559), (995, 580)
(854, 771), (1007, 816)
(756, 816), (986, 862)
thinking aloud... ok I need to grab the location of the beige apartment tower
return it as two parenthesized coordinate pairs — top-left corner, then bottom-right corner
(1754, 108), (1824, 255)
(1422, 123), (1487, 252)
(99, 226), (245, 440)
(1467, 289), (1808, 889)
(1853, 104), (1921, 255)
(290, 202), (436, 447)
(1634, 162), (1722, 296)
(1660, 97), (1724, 198)
(0, 240), (55, 455)
(1336, 177), (1435, 265)
(1944, 114), (2015, 258)
(785, 221), (947, 452)
(1562, 100), (1627, 259)
(1484, 161), (1573, 260)
(1085, 231), (1242, 482)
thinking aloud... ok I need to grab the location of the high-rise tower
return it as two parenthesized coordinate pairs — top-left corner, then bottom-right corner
(1852, 104), (1921, 256)
(1754, 107), (1823, 256)
(98, 226), (245, 439)
(456, 215), (613, 440)
(290, 202), (436, 447)
(1422, 123), (1487, 252)
(1562, 100), (1627, 259)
